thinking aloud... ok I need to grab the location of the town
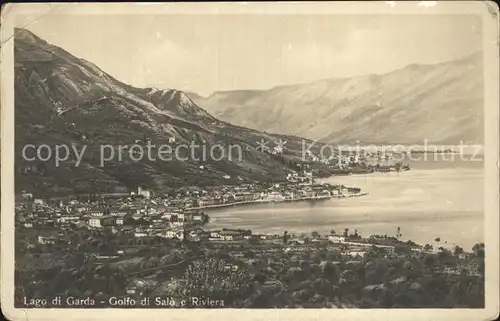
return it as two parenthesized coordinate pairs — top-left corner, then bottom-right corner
(15, 176), (484, 309)
(16, 174), (365, 242)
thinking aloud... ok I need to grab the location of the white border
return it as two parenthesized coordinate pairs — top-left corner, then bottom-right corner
(1, 2), (499, 321)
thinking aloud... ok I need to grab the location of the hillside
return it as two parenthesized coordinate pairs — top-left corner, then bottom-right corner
(14, 28), (316, 196)
(189, 53), (484, 145)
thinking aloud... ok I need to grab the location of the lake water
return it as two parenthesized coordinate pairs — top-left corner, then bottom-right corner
(206, 158), (484, 251)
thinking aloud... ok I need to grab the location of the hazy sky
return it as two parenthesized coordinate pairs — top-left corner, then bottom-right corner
(23, 14), (482, 96)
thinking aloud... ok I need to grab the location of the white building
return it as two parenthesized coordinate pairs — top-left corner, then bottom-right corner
(56, 216), (79, 224)
(161, 213), (175, 220)
(89, 218), (102, 228)
(24, 222), (34, 228)
(347, 251), (367, 258)
(138, 187), (151, 199)
(90, 208), (104, 217)
(33, 198), (45, 205)
(38, 236), (56, 245)
(266, 192), (285, 201)
(164, 229), (184, 239)
(170, 221), (183, 228)
(21, 191), (33, 199)
(209, 231), (222, 240)
(164, 230), (177, 238)
(328, 235), (346, 243)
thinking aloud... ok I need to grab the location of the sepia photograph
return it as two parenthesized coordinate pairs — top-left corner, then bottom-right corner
(1, 2), (499, 321)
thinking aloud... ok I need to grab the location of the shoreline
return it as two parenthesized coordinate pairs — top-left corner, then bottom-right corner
(190, 192), (369, 210)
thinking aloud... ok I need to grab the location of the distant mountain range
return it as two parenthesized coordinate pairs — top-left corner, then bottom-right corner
(15, 29), (315, 196)
(188, 52), (484, 145)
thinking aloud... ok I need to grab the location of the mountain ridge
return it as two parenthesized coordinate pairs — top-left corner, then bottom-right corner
(200, 51), (483, 99)
(14, 28), (316, 196)
(188, 51), (484, 145)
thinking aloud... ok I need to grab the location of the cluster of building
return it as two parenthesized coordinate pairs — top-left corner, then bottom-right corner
(15, 179), (362, 247)
(196, 180), (362, 208)
(301, 148), (411, 173)
(16, 188), (209, 242)
(17, 187), (482, 279)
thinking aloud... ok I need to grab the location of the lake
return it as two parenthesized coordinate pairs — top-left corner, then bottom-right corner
(206, 157), (484, 251)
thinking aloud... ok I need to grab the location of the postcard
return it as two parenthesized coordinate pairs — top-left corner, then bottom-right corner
(1, 2), (499, 320)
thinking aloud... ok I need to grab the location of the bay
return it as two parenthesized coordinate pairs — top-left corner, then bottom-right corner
(206, 158), (484, 251)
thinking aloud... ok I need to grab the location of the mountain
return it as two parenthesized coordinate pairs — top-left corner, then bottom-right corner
(189, 53), (484, 145)
(14, 28), (317, 196)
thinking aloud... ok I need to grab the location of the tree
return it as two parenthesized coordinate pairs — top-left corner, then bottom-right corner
(394, 245), (408, 255)
(183, 258), (253, 305)
(246, 250), (256, 259)
(453, 246), (464, 257)
(424, 244), (433, 252)
(330, 229), (336, 235)
(472, 243), (485, 277)
(437, 247), (453, 266)
(434, 237), (440, 242)
(311, 231), (320, 239)
(472, 243), (484, 257)
(423, 254), (436, 270)
(53, 257), (127, 299)
(283, 231), (290, 245)
(322, 262), (340, 285)
(343, 228), (349, 238)
(366, 245), (384, 259)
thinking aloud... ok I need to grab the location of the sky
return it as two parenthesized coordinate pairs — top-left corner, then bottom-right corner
(22, 14), (482, 96)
